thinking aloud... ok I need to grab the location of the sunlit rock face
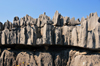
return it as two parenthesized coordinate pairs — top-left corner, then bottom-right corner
(0, 11), (100, 66)
(1, 11), (100, 49)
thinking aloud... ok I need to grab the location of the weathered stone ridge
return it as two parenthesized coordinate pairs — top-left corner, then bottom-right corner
(0, 11), (100, 49)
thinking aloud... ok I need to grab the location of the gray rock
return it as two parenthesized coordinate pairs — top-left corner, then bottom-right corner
(63, 16), (70, 25)
(89, 13), (94, 18)
(0, 31), (2, 44)
(75, 18), (81, 24)
(87, 31), (95, 48)
(68, 17), (80, 26)
(54, 53), (62, 66)
(37, 18), (41, 27)
(13, 16), (20, 27)
(26, 16), (37, 25)
(62, 26), (74, 45)
(9, 29), (16, 44)
(16, 27), (20, 44)
(34, 52), (53, 66)
(79, 20), (88, 47)
(1, 29), (9, 44)
(54, 27), (62, 45)
(36, 38), (43, 44)
(37, 12), (50, 27)
(52, 11), (61, 26)
(41, 24), (54, 44)
(0, 22), (4, 31)
(71, 27), (77, 46)
(26, 25), (33, 45)
(81, 17), (85, 22)
(76, 26), (81, 46)
(26, 25), (37, 45)
(0, 50), (15, 66)
(88, 12), (99, 31)
(20, 17), (25, 27)
(31, 25), (37, 45)
(93, 23), (100, 48)
(16, 52), (37, 66)
(39, 12), (50, 21)
(4, 20), (12, 30)
(70, 54), (100, 66)
(19, 27), (25, 44)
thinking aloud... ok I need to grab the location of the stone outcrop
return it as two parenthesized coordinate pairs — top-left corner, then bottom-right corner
(0, 11), (100, 49)
(0, 11), (100, 66)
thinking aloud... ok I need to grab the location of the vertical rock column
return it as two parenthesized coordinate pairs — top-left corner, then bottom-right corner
(26, 25), (37, 45)
(87, 31), (95, 48)
(19, 27), (25, 44)
(71, 27), (77, 46)
(93, 23), (100, 48)
(1, 29), (9, 44)
(63, 26), (74, 45)
(79, 20), (88, 47)
(55, 27), (62, 45)
(41, 23), (54, 44)
(0, 22), (3, 44)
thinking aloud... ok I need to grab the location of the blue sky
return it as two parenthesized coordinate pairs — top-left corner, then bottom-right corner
(0, 0), (100, 24)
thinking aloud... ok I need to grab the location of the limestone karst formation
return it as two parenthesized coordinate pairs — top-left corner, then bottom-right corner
(0, 11), (100, 48)
(0, 11), (100, 66)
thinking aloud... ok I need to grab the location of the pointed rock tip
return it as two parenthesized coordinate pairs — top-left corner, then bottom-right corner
(43, 12), (46, 15)
(71, 17), (75, 20)
(55, 10), (59, 14)
(76, 18), (80, 22)
(26, 14), (29, 17)
(94, 12), (98, 16)
(81, 17), (85, 22)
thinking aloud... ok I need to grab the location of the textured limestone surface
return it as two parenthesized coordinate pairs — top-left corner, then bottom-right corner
(0, 46), (100, 66)
(0, 11), (100, 66)
(0, 11), (100, 49)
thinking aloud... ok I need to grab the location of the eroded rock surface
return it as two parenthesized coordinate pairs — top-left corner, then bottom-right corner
(0, 11), (100, 49)
(0, 11), (100, 66)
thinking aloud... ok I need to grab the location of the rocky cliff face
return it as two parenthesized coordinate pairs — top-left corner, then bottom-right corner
(0, 11), (100, 66)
